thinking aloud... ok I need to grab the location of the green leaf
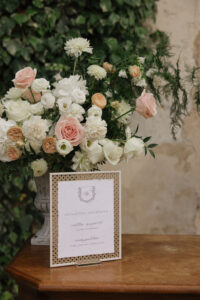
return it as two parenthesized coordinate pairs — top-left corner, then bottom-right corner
(2, 38), (20, 56)
(76, 15), (86, 25)
(100, 0), (112, 12)
(9, 232), (18, 244)
(148, 143), (158, 148)
(149, 149), (155, 158)
(105, 37), (118, 51)
(143, 136), (151, 143)
(12, 13), (29, 25)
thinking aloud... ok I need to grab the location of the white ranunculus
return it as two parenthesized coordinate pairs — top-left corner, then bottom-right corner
(4, 99), (31, 122)
(124, 137), (144, 160)
(87, 65), (107, 80)
(64, 37), (93, 58)
(57, 97), (72, 114)
(67, 103), (85, 121)
(56, 139), (73, 156)
(102, 139), (123, 166)
(86, 117), (107, 141)
(31, 78), (50, 93)
(0, 103), (4, 117)
(71, 88), (86, 104)
(0, 118), (16, 162)
(87, 105), (102, 118)
(6, 87), (25, 99)
(31, 158), (48, 177)
(80, 140), (104, 164)
(72, 151), (93, 171)
(31, 102), (44, 115)
(116, 100), (132, 124)
(22, 116), (51, 153)
(118, 70), (128, 78)
(41, 93), (55, 109)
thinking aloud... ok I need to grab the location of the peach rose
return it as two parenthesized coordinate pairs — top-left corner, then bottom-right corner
(7, 146), (22, 161)
(136, 90), (157, 118)
(55, 116), (85, 146)
(42, 137), (57, 154)
(23, 89), (41, 103)
(91, 93), (107, 109)
(103, 62), (116, 73)
(7, 126), (24, 142)
(13, 67), (37, 89)
(129, 65), (141, 78)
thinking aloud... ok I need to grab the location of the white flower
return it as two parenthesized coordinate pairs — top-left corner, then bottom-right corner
(86, 117), (107, 141)
(31, 78), (50, 93)
(153, 75), (167, 89)
(80, 139), (104, 164)
(135, 78), (147, 87)
(146, 68), (157, 78)
(4, 99), (31, 122)
(31, 158), (48, 177)
(102, 139), (123, 165)
(53, 75), (88, 101)
(116, 100), (132, 124)
(67, 103), (85, 121)
(87, 65), (107, 80)
(87, 105), (102, 118)
(64, 37), (93, 58)
(138, 57), (145, 64)
(56, 139), (73, 156)
(72, 151), (93, 171)
(57, 97), (72, 114)
(124, 137), (144, 160)
(0, 103), (4, 117)
(0, 118), (16, 162)
(71, 88), (86, 104)
(22, 116), (51, 153)
(54, 73), (62, 81)
(41, 93), (55, 109)
(31, 102), (44, 115)
(6, 87), (25, 100)
(125, 126), (132, 140)
(118, 70), (128, 78)
(105, 90), (113, 98)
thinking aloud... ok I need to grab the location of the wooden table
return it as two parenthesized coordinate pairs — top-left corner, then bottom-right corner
(5, 234), (200, 299)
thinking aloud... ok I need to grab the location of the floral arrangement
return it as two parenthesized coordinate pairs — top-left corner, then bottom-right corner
(0, 37), (158, 177)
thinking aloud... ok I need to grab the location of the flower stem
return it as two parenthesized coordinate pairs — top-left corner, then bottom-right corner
(29, 87), (36, 103)
(114, 107), (135, 121)
(73, 58), (78, 75)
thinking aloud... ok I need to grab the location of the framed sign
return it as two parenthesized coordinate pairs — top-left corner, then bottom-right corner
(50, 171), (121, 267)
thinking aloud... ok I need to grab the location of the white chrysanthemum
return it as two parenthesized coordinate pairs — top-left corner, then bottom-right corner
(116, 100), (132, 124)
(6, 87), (25, 100)
(87, 65), (107, 80)
(118, 70), (128, 78)
(56, 139), (73, 156)
(22, 116), (51, 153)
(4, 99), (31, 122)
(101, 139), (123, 166)
(57, 97), (72, 114)
(31, 102), (44, 115)
(71, 88), (86, 104)
(67, 103), (85, 122)
(0, 118), (16, 162)
(31, 158), (48, 177)
(53, 75), (88, 101)
(124, 137), (144, 160)
(64, 37), (93, 58)
(41, 93), (55, 109)
(86, 117), (107, 141)
(87, 105), (102, 118)
(80, 139), (104, 164)
(72, 151), (93, 171)
(31, 78), (50, 93)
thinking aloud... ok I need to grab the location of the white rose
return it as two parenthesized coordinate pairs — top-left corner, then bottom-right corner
(72, 151), (93, 171)
(102, 139), (123, 165)
(32, 78), (50, 93)
(80, 140), (104, 164)
(87, 105), (102, 118)
(4, 99), (31, 122)
(86, 117), (107, 141)
(67, 103), (85, 121)
(6, 87), (25, 99)
(31, 158), (48, 177)
(71, 88), (86, 104)
(57, 97), (72, 114)
(31, 102), (44, 115)
(124, 137), (144, 160)
(56, 139), (73, 156)
(41, 93), (55, 109)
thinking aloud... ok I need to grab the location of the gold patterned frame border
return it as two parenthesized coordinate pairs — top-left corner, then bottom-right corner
(50, 171), (121, 267)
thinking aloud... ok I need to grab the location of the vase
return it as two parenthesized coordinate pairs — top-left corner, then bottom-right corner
(31, 173), (50, 245)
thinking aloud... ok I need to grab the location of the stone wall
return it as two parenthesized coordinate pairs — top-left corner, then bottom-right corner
(103, 0), (200, 234)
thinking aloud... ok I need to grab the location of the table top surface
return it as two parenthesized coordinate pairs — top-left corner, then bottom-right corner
(5, 234), (200, 294)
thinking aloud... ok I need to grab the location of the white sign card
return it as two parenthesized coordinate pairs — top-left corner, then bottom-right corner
(50, 171), (121, 267)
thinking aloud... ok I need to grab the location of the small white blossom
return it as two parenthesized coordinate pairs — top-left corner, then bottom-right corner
(116, 100), (132, 124)
(80, 140), (104, 164)
(102, 139), (123, 166)
(57, 97), (72, 114)
(118, 70), (128, 78)
(67, 103), (85, 121)
(32, 78), (50, 93)
(41, 93), (55, 109)
(87, 65), (107, 80)
(64, 37), (93, 58)
(87, 105), (102, 118)
(124, 137), (144, 160)
(31, 158), (48, 177)
(71, 88), (86, 104)
(135, 78), (147, 87)
(86, 117), (107, 141)
(72, 151), (93, 171)
(56, 139), (73, 156)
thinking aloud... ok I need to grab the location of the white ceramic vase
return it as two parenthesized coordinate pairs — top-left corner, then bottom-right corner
(31, 173), (50, 245)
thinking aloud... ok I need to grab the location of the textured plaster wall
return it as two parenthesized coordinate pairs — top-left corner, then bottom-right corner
(103, 0), (200, 234)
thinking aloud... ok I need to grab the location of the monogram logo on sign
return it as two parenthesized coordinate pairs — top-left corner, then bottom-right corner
(78, 186), (96, 203)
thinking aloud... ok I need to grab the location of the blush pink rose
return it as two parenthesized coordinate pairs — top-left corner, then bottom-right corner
(23, 89), (41, 103)
(136, 90), (157, 118)
(55, 116), (85, 146)
(13, 67), (37, 89)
